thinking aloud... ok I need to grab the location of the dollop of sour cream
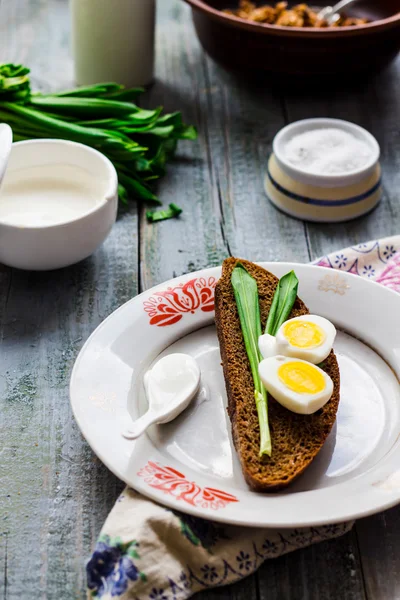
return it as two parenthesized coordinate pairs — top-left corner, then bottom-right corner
(283, 127), (373, 176)
(147, 353), (200, 411)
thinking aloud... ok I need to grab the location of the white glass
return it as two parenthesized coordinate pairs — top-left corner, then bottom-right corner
(70, 0), (156, 88)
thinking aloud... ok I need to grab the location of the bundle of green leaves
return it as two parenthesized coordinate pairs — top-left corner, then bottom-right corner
(0, 63), (197, 220)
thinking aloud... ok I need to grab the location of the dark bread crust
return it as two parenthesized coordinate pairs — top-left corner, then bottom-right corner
(214, 258), (340, 492)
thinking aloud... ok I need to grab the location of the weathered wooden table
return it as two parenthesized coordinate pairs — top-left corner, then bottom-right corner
(1, 1), (400, 598)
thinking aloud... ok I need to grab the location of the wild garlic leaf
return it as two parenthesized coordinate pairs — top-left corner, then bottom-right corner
(266, 271), (299, 336)
(231, 264), (271, 456)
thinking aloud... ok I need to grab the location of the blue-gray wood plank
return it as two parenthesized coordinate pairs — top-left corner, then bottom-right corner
(1, 1), (399, 598)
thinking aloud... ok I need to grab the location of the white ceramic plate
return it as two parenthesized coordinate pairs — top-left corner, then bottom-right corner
(70, 263), (400, 528)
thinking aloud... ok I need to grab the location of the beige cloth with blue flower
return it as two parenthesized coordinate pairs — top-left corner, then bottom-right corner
(87, 235), (400, 600)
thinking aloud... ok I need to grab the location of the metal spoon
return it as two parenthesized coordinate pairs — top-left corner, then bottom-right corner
(122, 353), (201, 440)
(318, 0), (359, 25)
(0, 123), (12, 186)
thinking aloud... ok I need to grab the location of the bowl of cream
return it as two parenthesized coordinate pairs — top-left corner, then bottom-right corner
(265, 118), (381, 223)
(0, 138), (118, 270)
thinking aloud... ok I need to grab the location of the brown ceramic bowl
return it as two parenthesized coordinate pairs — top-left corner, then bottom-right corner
(183, 0), (400, 76)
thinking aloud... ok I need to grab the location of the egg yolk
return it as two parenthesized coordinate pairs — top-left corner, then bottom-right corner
(283, 321), (325, 349)
(278, 361), (326, 395)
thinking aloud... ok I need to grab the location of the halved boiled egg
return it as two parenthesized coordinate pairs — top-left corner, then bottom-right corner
(258, 356), (333, 414)
(275, 314), (336, 364)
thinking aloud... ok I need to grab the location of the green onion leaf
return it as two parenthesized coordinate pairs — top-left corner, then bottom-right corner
(172, 124), (198, 140)
(231, 264), (271, 457)
(117, 171), (161, 204)
(118, 184), (129, 205)
(29, 95), (142, 117)
(265, 271), (299, 336)
(55, 83), (124, 98)
(103, 88), (145, 102)
(146, 203), (182, 222)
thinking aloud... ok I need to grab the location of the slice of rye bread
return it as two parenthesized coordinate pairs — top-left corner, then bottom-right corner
(214, 257), (340, 492)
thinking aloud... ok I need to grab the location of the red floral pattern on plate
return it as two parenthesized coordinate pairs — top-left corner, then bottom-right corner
(143, 277), (216, 326)
(137, 461), (239, 509)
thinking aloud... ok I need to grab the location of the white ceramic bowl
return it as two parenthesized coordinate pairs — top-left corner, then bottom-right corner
(266, 118), (382, 223)
(0, 139), (118, 270)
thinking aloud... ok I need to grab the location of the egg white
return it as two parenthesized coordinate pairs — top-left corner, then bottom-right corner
(275, 314), (336, 364)
(258, 355), (333, 415)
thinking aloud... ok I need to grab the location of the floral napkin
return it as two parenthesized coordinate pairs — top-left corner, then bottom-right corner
(86, 235), (400, 600)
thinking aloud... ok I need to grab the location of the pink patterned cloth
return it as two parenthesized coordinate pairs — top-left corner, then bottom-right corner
(377, 252), (400, 290)
(313, 235), (400, 292)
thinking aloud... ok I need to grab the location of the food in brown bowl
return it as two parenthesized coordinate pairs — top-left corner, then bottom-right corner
(224, 1), (369, 27)
(183, 0), (400, 76)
